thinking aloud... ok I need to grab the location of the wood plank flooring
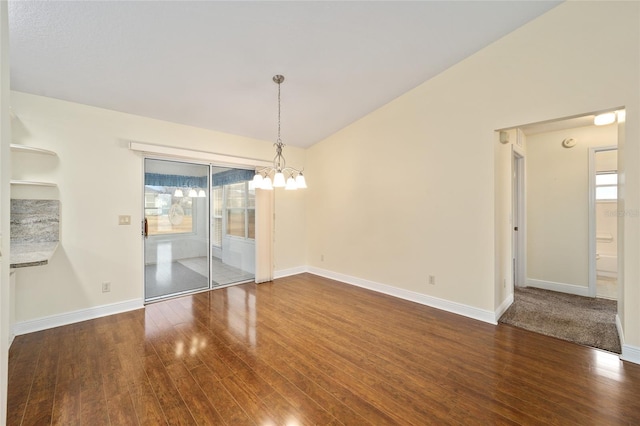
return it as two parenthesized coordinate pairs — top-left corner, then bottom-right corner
(7, 273), (640, 425)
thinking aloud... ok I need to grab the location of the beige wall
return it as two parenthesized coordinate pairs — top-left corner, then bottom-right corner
(9, 91), (307, 323)
(307, 1), (640, 348)
(596, 149), (617, 173)
(526, 124), (617, 290)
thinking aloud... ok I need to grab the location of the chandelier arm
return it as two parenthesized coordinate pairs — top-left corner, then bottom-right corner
(255, 166), (274, 175)
(281, 166), (302, 175)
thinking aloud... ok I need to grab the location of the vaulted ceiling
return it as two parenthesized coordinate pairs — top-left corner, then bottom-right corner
(8, 1), (560, 148)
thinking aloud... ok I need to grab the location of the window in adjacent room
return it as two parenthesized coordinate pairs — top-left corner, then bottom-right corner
(595, 172), (617, 201)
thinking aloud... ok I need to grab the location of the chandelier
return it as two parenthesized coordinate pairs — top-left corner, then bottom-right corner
(252, 75), (307, 190)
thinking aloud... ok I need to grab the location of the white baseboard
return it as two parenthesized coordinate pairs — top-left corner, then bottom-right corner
(615, 315), (640, 365)
(616, 314), (624, 346)
(526, 278), (589, 297)
(274, 266), (307, 279)
(495, 293), (514, 323)
(307, 266), (497, 325)
(13, 298), (144, 336)
(621, 344), (640, 365)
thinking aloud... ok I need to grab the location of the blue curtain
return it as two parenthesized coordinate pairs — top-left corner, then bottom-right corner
(144, 173), (208, 188)
(145, 169), (254, 188)
(212, 169), (255, 187)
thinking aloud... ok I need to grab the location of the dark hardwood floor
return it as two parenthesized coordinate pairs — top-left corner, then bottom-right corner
(7, 273), (640, 425)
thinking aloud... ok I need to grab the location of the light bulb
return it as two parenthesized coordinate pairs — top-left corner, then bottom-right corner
(197, 189), (206, 197)
(252, 174), (263, 185)
(273, 172), (286, 187)
(295, 173), (307, 189)
(285, 177), (297, 190)
(261, 176), (273, 190)
(174, 188), (184, 197)
(188, 189), (198, 197)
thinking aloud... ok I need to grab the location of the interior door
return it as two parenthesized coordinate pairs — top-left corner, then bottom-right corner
(512, 150), (524, 287)
(143, 158), (210, 301)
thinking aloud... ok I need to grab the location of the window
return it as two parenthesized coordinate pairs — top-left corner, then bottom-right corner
(596, 172), (617, 201)
(212, 187), (223, 247)
(225, 182), (255, 239)
(144, 186), (194, 235)
(211, 181), (255, 243)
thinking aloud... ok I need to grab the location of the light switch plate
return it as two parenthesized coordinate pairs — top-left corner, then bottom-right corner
(118, 215), (131, 225)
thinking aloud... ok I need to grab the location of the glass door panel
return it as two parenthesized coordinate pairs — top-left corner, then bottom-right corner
(211, 167), (256, 286)
(144, 159), (209, 301)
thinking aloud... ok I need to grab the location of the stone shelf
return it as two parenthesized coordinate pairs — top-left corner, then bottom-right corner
(10, 241), (59, 269)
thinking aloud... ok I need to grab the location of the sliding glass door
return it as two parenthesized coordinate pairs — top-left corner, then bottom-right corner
(143, 160), (257, 302)
(144, 159), (210, 301)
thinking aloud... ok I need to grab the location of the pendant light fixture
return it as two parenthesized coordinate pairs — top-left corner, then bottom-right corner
(252, 75), (307, 191)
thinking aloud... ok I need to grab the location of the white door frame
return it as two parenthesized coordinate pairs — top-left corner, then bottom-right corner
(588, 145), (617, 297)
(512, 145), (526, 288)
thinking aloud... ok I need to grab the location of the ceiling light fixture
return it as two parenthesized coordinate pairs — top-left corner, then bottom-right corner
(252, 75), (306, 191)
(594, 112), (616, 126)
(174, 188), (184, 197)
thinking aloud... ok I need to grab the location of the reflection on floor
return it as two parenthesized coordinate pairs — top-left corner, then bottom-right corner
(178, 256), (254, 287)
(597, 275), (617, 300)
(145, 262), (208, 301)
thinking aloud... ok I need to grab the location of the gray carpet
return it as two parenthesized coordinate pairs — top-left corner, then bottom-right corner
(499, 287), (621, 354)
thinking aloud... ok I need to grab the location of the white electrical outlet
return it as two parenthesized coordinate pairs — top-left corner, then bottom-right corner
(102, 282), (111, 293)
(118, 215), (131, 225)
(428, 275), (436, 285)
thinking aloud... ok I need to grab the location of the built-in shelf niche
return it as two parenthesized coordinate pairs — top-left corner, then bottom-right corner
(10, 180), (57, 187)
(10, 143), (57, 156)
(10, 142), (58, 189)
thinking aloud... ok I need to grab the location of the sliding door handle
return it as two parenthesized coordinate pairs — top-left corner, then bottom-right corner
(142, 218), (148, 238)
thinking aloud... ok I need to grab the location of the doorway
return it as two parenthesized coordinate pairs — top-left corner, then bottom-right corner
(499, 111), (624, 354)
(590, 147), (618, 299)
(143, 159), (257, 302)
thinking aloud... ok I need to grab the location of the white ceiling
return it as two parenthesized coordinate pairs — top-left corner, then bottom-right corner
(8, 1), (560, 148)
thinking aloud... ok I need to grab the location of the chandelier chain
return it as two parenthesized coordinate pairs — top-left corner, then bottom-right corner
(277, 77), (281, 144)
